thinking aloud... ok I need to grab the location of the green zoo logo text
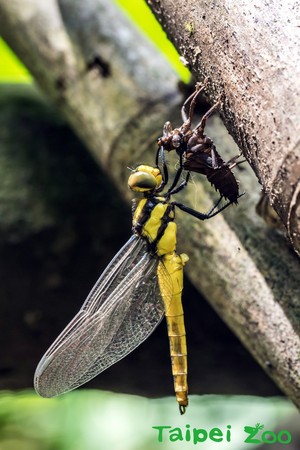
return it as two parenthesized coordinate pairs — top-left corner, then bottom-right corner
(152, 423), (292, 445)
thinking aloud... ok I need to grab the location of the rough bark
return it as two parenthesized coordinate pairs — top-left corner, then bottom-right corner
(0, 0), (300, 409)
(146, 0), (300, 255)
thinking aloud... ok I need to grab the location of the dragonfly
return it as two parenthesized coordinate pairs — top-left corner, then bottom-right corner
(34, 103), (240, 416)
(157, 80), (243, 203)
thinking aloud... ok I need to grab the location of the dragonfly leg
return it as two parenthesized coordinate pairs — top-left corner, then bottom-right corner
(167, 171), (191, 197)
(226, 152), (247, 169)
(194, 99), (221, 137)
(156, 146), (169, 192)
(173, 193), (243, 220)
(181, 78), (208, 125)
(164, 152), (187, 197)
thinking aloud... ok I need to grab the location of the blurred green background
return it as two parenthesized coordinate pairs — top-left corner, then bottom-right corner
(0, 40), (31, 83)
(0, 1), (299, 449)
(0, 391), (298, 450)
(0, 0), (189, 84)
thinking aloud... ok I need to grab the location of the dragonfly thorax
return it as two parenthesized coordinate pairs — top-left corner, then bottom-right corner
(132, 197), (177, 257)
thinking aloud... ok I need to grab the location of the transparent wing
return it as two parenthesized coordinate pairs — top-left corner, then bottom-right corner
(34, 235), (172, 398)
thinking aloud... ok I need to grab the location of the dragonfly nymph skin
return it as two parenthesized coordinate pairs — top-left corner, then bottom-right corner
(157, 81), (243, 203)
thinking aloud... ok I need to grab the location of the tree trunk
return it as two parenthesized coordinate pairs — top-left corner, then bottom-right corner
(0, 0), (300, 409)
(146, 0), (300, 254)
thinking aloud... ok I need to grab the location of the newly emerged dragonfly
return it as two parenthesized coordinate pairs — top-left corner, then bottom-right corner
(157, 80), (243, 203)
(34, 100), (240, 415)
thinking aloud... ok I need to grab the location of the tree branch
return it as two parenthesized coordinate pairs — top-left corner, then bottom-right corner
(146, 0), (300, 255)
(0, 0), (300, 408)
(0, 0), (180, 174)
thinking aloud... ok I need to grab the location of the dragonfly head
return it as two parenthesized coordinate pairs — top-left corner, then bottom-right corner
(128, 165), (162, 193)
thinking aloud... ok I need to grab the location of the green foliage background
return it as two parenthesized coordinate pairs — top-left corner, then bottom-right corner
(0, 39), (31, 82)
(0, 391), (297, 450)
(0, 0), (190, 83)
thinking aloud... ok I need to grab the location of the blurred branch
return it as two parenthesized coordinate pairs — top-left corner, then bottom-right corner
(0, 0), (300, 409)
(0, 0), (180, 174)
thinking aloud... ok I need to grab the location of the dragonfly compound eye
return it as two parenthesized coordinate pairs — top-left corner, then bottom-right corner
(128, 165), (162, 192)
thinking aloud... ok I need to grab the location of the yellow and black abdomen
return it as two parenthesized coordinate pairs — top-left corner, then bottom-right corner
(158, 252), (189, 413)
(132, 196), (189, 413)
